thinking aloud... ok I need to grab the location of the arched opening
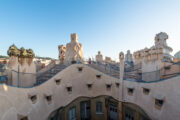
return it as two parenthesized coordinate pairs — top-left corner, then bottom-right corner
(48, 96), (151, 120)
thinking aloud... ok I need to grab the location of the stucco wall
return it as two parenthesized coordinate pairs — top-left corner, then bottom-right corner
(8, 56), (36, 87)
(0, 64), (119, 120)
(123, 76), (180, 120)
(0, 64), (179, 120)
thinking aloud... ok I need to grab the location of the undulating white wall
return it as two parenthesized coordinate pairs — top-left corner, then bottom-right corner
(0, 64), (179, 120)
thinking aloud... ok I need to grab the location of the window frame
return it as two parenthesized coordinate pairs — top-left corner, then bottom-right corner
(69, 106), (76, 120)
(96, 101), (103, 114)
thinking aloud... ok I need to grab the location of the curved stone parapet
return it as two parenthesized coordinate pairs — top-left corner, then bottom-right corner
(0, 64), (179, 120)
(123, 75), (180, 120)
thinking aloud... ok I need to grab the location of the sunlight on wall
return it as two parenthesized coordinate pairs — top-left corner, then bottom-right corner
(3, 84), (8, 91)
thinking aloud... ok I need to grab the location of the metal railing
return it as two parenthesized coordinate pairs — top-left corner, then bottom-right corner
(0, 60), (180, 88)
(124, 62), (180, 82)
(0, 63), (68, 88)
(87, 60), (180, 83)
(0, 75), (8, 83)
(87, 61), (120, 79)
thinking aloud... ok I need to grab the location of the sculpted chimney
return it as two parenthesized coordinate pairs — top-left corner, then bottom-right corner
(71, 33), (78, 43)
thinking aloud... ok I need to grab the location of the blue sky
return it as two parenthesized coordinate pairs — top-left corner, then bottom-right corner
(0, 0), (180, 60)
